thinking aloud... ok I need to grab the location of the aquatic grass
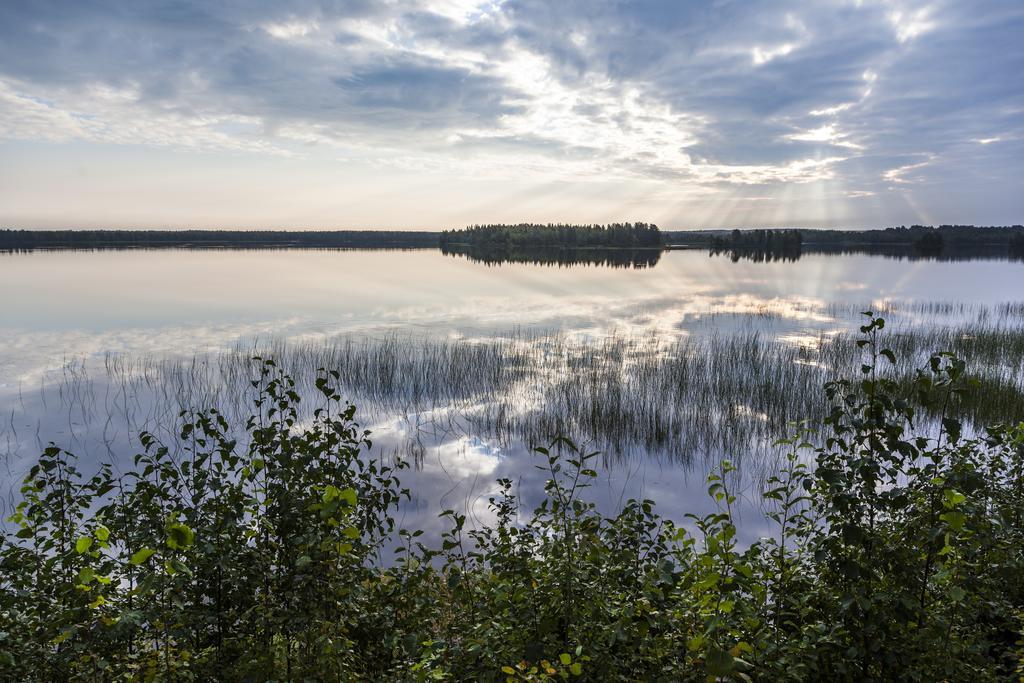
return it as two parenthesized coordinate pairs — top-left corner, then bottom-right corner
(6, 312), (1024, 475)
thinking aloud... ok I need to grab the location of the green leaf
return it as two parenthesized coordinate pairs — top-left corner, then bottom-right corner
(129, 548), (156, 565)
(51, 629), (73, 645)
(559, 653), (572, 665)
(94, 525), (110, 542)
(75, 536), (93, 554)
(340, 487), (357, 507)
(165, 521), (195, 550)
(705, 646), (735, 676)
(943, 489), (966, 506)
(940, 510), (966, 532)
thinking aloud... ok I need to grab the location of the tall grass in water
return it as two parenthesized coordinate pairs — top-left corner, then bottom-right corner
(9, 311), (1024, 469)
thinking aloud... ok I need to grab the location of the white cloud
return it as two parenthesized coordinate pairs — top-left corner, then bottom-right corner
(883, 156), (934, 184)
(0, 78), (283, 154)
(810, 102), (855, 116)
(421, 0), (501, 25)
(696, 156), (848, 185)
(262, 19), (320, 41)
(787, 124), (864, 149)
(888, 6), (937, 43)
(751, 42), (797, 65)
(0, 80), (98, 141)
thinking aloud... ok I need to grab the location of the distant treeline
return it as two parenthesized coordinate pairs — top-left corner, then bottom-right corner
(667, 224), (1024, 248)
(669, 224), (1024, 262)
(0, 229), (441, 250)
(803, 224), (1024, 249)
(439, 223), (663, 249)
(441, 244), (662, 269)
(5, 224), (1022, 259)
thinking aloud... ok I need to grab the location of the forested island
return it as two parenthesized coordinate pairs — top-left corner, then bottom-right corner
(439, 222), (663, 249)
(437, 223), (663, 268)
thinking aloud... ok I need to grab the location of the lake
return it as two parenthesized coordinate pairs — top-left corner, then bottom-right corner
(2, 247), (1023, 542)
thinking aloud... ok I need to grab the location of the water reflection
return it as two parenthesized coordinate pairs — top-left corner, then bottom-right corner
(709, 243), (1024, 264)
(709, 245), (802, 263)
(2, 248), (1023, 544)
(441, 244), (662, 268)
(0, 353), (778, 545)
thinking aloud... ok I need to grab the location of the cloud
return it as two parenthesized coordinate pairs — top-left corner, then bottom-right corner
(883, 156), (934, 184)
(0, 0), (1022, 227)
(262, 19), (320, 41)
(786, 124), (864, 149)
(751, 42), (798, 66)
(888, 5), (937, 43)
(0, 78), (282, 154)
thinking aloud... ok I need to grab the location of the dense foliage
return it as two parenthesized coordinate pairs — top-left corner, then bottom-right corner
(439, 223), (663, 250)
(1011, 232), (1024, 257)
(0, 230), (440, 251)
(3, 316), (1024, 681)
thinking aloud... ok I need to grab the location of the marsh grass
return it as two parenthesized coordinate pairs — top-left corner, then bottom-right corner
(6, 303), (1023, 476)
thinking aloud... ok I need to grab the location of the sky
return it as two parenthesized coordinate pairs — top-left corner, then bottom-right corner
(0, 0), (1022, 230)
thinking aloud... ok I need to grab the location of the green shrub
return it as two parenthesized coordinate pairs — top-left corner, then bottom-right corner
(2, 314), (1022, 680)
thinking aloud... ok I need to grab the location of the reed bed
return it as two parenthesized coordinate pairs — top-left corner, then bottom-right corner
(7, 312), (1023, 475)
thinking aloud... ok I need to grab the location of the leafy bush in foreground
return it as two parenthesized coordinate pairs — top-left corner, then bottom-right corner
(2, 315), (1023, 681)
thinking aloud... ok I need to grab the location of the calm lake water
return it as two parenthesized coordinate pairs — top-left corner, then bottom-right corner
(2, 248), (1023, 542)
